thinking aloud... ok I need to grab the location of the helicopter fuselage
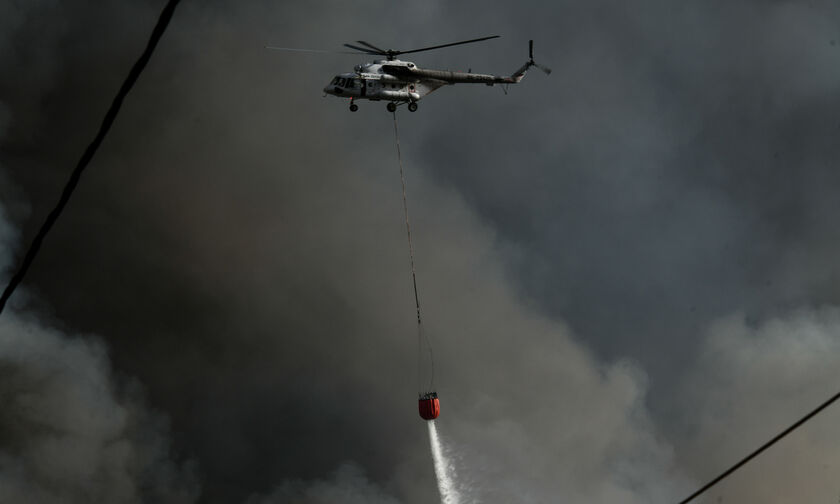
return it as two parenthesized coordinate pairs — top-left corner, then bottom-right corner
(323, 58), (529, 111)
(323, 60), (440, 103)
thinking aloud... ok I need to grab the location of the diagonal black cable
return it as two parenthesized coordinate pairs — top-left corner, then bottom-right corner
(678, 388), (840, 503)
(0, 0), (182, 316)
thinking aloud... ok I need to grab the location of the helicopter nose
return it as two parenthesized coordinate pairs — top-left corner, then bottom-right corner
(323, 86), (331, 94)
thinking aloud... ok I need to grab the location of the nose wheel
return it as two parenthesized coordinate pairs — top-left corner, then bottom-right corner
(408, 102), (418, 112)
(349, 103), (358, 112)
(387, 102), (397, 112)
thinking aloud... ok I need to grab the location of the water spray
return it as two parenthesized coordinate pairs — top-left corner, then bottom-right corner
(428, 420), (463, 504)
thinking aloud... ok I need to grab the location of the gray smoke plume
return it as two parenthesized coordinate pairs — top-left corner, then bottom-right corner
(245, 463), (401, 504)
(672, 307), (840, 503)
(0, 297), (199, 503)
(3, 0), (840, 503)
(0, 205), (15, 277)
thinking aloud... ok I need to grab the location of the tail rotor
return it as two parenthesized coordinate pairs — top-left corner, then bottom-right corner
(528, 39), (552, 75)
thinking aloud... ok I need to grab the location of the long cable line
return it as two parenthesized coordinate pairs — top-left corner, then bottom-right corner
(0, 0), (182, 317)
(393, 112), (421, 327)
(678, 388), (840, 503)
(392, 111), (434, 394)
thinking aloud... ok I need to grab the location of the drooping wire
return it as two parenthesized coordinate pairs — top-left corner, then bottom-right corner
(392, 111), (434, 395)
(0, 0), (182, 317)
(678, 388), (840, 503)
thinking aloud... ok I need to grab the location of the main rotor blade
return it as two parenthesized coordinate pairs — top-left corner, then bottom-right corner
(343, 43), (384, 55)
(356, 40), (388, 53)
(265, 46), (362, 54)
(395, 35), (500, 56)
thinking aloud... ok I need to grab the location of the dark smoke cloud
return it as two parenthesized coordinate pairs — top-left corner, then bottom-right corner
(415, 0), (840, 376)
(244, 463), (401, 504)
(3, 0), (840, 503)
(0, 305), (199, 503)
(672, 307), (840, 502)
(0, 205), (15, 277)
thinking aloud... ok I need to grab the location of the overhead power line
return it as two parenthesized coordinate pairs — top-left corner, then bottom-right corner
(0, 0), (182, 316)
(678, 388), (840, 503)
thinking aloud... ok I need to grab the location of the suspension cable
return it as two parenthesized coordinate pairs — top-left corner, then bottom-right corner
(392, 111), (434, 394)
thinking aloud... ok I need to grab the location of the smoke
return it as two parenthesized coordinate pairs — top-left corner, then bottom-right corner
(0, 204), (14, 278)
(2, 0), (840, 503)
(417, 0), (840, 388)
(671, 307), (840, 502)
(244, 463), (401, 504)
(0, 204), (197, 502)
(0, 309), (200, 503)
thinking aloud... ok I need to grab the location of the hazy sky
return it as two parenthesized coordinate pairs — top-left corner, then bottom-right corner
(2, 1), (840, 503)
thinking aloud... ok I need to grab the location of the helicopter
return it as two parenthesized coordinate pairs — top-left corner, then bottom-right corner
(267, 36), (551, 112)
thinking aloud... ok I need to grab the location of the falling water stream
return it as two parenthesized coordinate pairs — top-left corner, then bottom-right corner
(428, 420), (463, 504)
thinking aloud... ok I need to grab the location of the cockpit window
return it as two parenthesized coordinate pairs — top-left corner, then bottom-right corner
(330, 77), (359, 88)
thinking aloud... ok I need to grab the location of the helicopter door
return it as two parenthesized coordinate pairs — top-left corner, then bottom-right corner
(366, 79), (377, 97)
(361, 79), (367, 97)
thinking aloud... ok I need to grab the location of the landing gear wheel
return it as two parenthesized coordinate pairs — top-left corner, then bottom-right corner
(387, 102), (397, 112)
(408, 102), (418, 112)
(349, 103), (358, 112)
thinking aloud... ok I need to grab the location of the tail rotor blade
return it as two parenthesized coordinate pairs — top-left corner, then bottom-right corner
(527, 40), (550, 74)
